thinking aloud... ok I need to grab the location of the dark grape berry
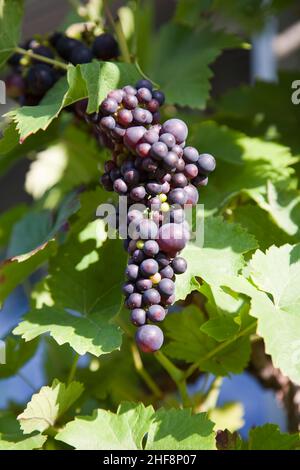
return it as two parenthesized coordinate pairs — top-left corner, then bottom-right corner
(183, 146), (199, 163)
(158, 278), (175, 296)
(92, 33), (119, 60)
(136, 278), (152, 292)
(142, 288), (161, 306)
(158, 223), (189, 256)
(147, 304), (166, 322)
(160, 265), (174, 279)
(32, 45), (55, 63)
(143, 240), (159, 257)
(135, 325), (164, 352)
(136, 79), (153, 91)
(126, 292), (142, 309)
(152, 90), (165, 105)
(125, 264), (139, 280)
(168, 188), (188, 206)
(26, 64), (56, 96)
(131, 308), (146, 326)
(130, 186), (146, 201)
(172, 257), (187, 274)
(184, 184), (199, 205)
(197, 153), (216, 174)
(161, 119), (188, 144)
(140, 259), (159, 277)
(70, 45), (93, 64)
(56, 35), (81, 60)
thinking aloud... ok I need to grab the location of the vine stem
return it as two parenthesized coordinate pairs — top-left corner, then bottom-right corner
(155, 350), (192, 407)
(67, 354), (80, 384)
(184, 321), (257, 379)
(103, 0), (131, 64)
(134, 60), (160, 88)
(131, 343), (163, 399)
(15, 47), (69, 71)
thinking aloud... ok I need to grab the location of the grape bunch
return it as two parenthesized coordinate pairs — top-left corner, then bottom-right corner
(5, 32), (119, 106)
(97, 79), (216, 353)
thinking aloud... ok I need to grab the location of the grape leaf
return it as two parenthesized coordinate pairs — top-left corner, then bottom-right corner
(0, 240), (56, 305)
(147, 23), (239, 109)
(176, 216), (257, 301)
(146, 408), (216, 450)
(8, 61), (140, 140)
(248, 424), (300, 450)
(249, 181), (300, 238)
(14, 237), (126, 356)
(0, 434), (46, 450)
(249, 244), (300, 384)
(188, 121), (297, 214)
(200, 316), (240, 341)
(0, 336), (39, 379)
(56, 402), (154, 450)
(17, 379), (83, 434)
(209, 403), (244, 433)
(0, 0), (23, 68)
(56, 402), (215, 450)
(163, 305), (252, 375)
(0, 204), (27, 250)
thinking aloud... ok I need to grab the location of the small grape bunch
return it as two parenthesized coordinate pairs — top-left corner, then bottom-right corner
(98, 80), (216, 353)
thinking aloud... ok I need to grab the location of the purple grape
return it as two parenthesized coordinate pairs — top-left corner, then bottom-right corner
(126, 292), (142, 309)
(136, 325), (164, 352)
(140, 259), (159, 276)
(172, 257), (187, 274)
(158, 223), (189, 256)
(142, 288), (161, 306)
(117, 109), (133, 127)
(160, 265), (174, 279)
(121, 160), (135, 175)
(130, 186), (146, 201)
(123, 85), (137, 95)
(122, 281), (135, 297)
(161, 294), (175, 307)
(143, 129), (159, 145)
(147, 99), (160, 113)
(168, 188), (188, 206)
(171, 173), (188, 188)
(111, 126), (126, 141)
(100, 116), (116, 131)
(169, 208), (185, 223)
(138, 219), (158, 239)
(161, 119), (188, 144)
(197, 153), (216, 174)
(142, 158), (158, 173)
(108, 89), (124, 103)
(152, 90), (165, 105)
(143, 240), (159, 257)
(133, 108), (153, 125)
(70, 45), (93, 64)
(123, 93), (138, 109)
(124, 126), (146, 149)
(147, 305), (166, 322)
(193, 175), (208, 187)
(127, 209), (144, 224)
(156, 253), (171, 268)
(158, 278), (175, 296)
(101, 97), (119, 114)
(131, 308), (146, 326)
(163, 151), (178, 171)
(136, 79), (153, 91)
(136, 143), (151, 158)
(137, 87), (152, 102)
(128, 240), (137, 253)
(146, 182), (162, 196)
(124, 168), (139, 185)
(92, 33), (119, 60)
(184, 164), (198, 179)
(176, 158), (185, 172)
(184, 184), (199, 205)
(132, 249), (145, 264)
(151, 142), (168, 161)
(159, 133), (176, 149)
(161, 181), (171, 194)
(183, 146), (199, 163)
(136, 278), (152, 292)
(26, 64), (56, 96)
(172, 145), (184, 158)
(125, 264), (139, 280)
(113, 178), (128, 194)
(100, 173), (113, 191)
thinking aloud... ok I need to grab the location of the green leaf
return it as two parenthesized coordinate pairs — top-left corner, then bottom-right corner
(17, 379), (83, 434)
(176, 216), (257, 300)
(0, 0), (23, 68)
(0, 204), (27, 250)
(249, 181), (300, 238)
(189, 121), (298, 214)
(56, 402), (216, 450)
(56, 402), (154, 450)
(233, 204), (289, 251)
(146, 408), (216, 450)
(0, 434), (46, 450)
(200, 316), (240, 341)
(14, 237), (126, 356)
(164, 305), (251, 375)
(8, 62), (140, 141)
(0, 240), (56, 305)
(249, 244), (300, 384)
(148, 23), (239, 109)
(0, 336), (39, 379)
(248, 424), (300, 450)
